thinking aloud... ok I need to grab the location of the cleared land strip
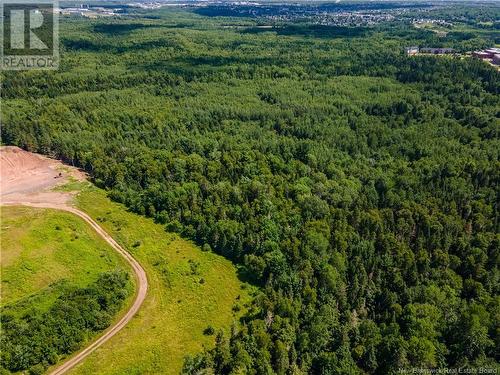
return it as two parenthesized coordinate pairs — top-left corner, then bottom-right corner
(2, 201), (148, 375)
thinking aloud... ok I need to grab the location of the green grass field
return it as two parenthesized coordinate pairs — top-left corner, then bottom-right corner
(0, 206), (134, 318)
(63, 186), (253, 375)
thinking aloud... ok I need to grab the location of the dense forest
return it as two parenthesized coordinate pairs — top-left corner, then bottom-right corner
(0, 271), (131, 374)
(1, 4), (499, 374)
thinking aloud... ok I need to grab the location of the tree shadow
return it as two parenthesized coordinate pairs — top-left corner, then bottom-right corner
(93, 23), (159, 36)
(241, 24), (367, 39)
(63, 37), (179, 53)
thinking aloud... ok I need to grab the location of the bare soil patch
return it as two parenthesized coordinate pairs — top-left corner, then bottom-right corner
(0, 146), (86, 206)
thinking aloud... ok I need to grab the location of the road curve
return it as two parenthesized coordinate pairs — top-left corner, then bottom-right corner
(2, 201), (148, 375)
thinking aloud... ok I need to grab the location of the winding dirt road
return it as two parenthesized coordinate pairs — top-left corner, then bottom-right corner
(1, 147), (148, 374)
(2, 202), (148, 375)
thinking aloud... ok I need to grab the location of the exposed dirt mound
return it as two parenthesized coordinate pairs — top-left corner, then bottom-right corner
(0, 146), (85, 206)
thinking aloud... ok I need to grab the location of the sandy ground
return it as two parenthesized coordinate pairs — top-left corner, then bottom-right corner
(0, 146), (86, 206)
(0, 146), (148, 375)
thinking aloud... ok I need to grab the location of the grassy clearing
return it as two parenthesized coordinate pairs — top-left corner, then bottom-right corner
(67, 186), (254, 375)
(0, 205), (134, 317)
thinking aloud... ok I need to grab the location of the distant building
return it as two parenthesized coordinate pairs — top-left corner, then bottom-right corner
(485, 48), (500, 55)
(405, 46), (419, 56)
(473, 51), (493, 59)
(420, 47), (454, 54)
(473, 48), (500, 59)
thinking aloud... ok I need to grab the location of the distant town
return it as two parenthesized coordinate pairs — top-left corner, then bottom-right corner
(51, 0), (499, 34)
(53, 1), (499, 70)
(54, 4), (123, 17)
(51, 1), (444, 27)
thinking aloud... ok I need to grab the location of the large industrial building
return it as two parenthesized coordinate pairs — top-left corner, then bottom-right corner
(473, 48), (500, 59)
